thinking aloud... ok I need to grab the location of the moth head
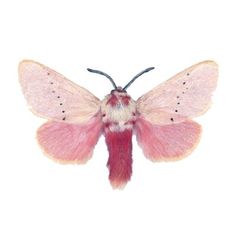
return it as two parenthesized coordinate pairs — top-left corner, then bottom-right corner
(87, 67), (155, 92)
(110, 86), (126, 93)
(106, 89), (131, 107)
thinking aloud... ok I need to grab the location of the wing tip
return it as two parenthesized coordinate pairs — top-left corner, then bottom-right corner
(18, 59), (44, 82)
(193, 60), (218, 82)
(18, 59), (33, 75)
(199, 60), (218, 69)
(18, 59), (39, 69)
(202, 60), (219, 81)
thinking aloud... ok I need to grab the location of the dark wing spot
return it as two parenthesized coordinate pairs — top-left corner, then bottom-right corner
(182, 92), (185, 94)
(170, 118), (174, 122)
(47, 72), (50, 75)
(183, 82), (186, 85)
(60, 103), (63, 105)
(50, 82), (53, 84)
(177, 96), (180, 98)
(175, 110), (178, 112)
(187, 73), (190, 76)
(177, 102), (180, 105)
(62, 110), (65, 113)
(62, 117), (66, 120)
(52, 90), (55, 93)
(57, 96), (60, 98)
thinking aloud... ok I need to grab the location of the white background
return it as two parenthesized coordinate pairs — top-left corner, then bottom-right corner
(0, 0), (235, 235)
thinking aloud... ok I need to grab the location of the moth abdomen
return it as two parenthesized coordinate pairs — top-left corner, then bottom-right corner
(105, 128), (133, 188)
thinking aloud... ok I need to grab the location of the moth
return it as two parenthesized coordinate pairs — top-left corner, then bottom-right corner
(19, 60), (218, 188)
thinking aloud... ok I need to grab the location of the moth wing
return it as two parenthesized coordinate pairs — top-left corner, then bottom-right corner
(136, 61), (218, 125)
(19, 60), (101, 123)
(135, 117), (201, 161)
(37, 114), (102, 163)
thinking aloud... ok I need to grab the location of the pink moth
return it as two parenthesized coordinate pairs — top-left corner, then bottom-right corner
(19, 60), (218, 188)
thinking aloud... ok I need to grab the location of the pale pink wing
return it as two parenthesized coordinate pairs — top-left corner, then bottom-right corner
(37, 114), (102, 164)
(135, 117), (201, 161)
(135, 61), (217, 161)
(19, 60), (101, 123)
(136, 61), (218, 125)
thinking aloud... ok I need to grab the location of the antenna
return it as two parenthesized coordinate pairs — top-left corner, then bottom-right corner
(123, 67), (155, 91)
(87, 68), (117, 89)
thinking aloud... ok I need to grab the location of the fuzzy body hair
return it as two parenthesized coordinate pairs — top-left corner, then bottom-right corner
(101, 91), (136, 132)
(101, 91), (136, 188)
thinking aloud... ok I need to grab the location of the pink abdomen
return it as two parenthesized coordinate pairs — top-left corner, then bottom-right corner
(105, 128), (133, 188)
